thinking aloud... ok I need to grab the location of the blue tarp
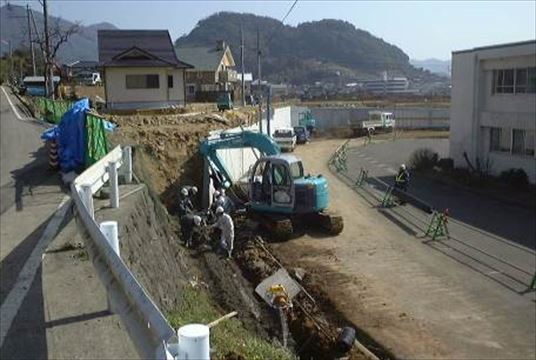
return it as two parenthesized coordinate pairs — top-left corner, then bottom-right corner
(57, 98), (89, 172)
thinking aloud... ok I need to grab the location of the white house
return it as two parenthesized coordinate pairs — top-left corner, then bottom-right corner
(450, 40), (536, 183)
(98, 30), (193, 110)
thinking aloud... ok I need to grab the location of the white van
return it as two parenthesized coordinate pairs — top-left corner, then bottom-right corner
(272, 128), (297, 152)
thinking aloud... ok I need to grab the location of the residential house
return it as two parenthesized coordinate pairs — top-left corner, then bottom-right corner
(450, 40), (536, 182)
(176, 41), (238, 102)
(98, 30), (192, 110)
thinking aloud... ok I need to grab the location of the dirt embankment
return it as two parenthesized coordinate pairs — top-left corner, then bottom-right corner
(106, 107), (380, 359)
(109, 109), (256, 211)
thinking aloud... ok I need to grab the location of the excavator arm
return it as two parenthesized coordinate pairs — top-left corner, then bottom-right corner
(200, 130), (281, 188)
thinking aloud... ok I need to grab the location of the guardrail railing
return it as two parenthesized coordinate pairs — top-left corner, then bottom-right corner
(71, 145), (175, 359)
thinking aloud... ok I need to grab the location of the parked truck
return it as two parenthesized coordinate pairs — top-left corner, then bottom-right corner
(352, 111), (395, 136)
(272, 128), (297, 152)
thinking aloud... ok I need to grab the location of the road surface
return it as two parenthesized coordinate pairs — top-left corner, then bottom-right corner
(271, 137), (536, 359)
(0, 86), (137, 359)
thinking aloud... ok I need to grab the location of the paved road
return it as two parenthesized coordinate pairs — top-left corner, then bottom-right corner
(343, 138), (535, 294)
(0, 87), (137, 359)
(272, 138), (535, 359)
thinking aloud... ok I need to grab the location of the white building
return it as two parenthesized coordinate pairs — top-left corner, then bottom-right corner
(362, 76), (410, 94)
(98, 30), (192, 110)
(450, 40), (536, 183)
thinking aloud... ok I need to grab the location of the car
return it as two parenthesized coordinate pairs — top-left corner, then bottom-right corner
(272, 128), (297, 152)
(293, 126), (310, 144)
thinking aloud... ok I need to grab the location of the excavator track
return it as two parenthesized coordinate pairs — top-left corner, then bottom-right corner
(311, 211), (344, 235)
(248, 211), (294, 241)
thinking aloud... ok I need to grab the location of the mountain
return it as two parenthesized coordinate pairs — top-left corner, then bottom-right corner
(410, 58), (451, 77)
(176, 12), (432, 84)
(0, 4), (118, 63)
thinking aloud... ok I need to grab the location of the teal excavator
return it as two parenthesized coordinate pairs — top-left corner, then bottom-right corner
(200, 130), (343, 239)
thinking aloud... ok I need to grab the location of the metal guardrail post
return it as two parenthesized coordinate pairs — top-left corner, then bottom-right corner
(108, 162), (119, 208)
(80, 185), (95, 220)
(122, 146), (133, 184)
(529, 272), (536, 290)
(100, 221), (120, 257)
(354, 168), (368, 188)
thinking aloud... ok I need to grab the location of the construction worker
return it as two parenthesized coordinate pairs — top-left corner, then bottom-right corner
(182, 185), (198, 210)
(178, 187), (193, 216)
(218, 188), (234, 214)
(211, 206), (234, 258)
(180, 214), (203, 248)
(394, 164), (410, 192)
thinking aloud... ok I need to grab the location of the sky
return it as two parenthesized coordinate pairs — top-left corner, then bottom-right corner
(14, 0), (536, 60)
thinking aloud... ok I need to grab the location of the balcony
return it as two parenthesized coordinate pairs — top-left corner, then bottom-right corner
(218, 69), (238, 83)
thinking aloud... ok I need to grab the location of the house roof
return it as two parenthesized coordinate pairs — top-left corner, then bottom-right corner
(176, 46), (229, 71)
(66, 60), (99, 68)
(98, 30), (193, 68)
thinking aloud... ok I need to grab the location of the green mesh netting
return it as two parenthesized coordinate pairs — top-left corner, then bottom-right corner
(35, 98), (76, 124)
(85, 113), (109, 166)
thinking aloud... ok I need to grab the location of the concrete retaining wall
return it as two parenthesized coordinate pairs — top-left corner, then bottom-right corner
(305, 106), (450, 131)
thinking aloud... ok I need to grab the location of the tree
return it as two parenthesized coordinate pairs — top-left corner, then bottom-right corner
(34, 0), (79, 98)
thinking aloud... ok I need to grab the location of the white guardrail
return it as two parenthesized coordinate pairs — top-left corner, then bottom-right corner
(71, 145), (176, 359)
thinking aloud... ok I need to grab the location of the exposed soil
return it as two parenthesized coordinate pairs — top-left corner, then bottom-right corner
(108, 107), (379, 359)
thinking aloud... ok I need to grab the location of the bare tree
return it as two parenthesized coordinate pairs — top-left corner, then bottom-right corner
(34, 0), (80, 98)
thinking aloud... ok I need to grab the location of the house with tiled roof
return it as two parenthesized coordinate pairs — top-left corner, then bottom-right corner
(176, 41), (238, 101)
(98, 30), (193, 109)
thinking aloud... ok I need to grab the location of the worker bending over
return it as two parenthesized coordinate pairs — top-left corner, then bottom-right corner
(181, 214), (202, 248)
(211, 206), (234, 258)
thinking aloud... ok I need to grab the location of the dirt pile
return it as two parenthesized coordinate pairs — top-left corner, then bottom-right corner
(233, 228), (368, 360)
(109, 109), (256, 211)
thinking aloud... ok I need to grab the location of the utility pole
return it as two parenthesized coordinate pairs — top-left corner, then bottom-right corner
(27, 4), (36, 76)
(43, 0), (54, 98)
(256, 28), (262, 133)
(266, 85), (271, 136)
(240, 24), (245, 107)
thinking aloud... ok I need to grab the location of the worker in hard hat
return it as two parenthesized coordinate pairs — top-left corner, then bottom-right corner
(181, 214), (203, 248)
(394, 164), (410, 205)
(211, 206), (234, 258)
(178, 187), (193, 216)
(218, 188), (234, 214)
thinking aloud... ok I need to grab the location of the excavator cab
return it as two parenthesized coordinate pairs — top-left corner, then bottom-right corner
(249, 155), (328, 215)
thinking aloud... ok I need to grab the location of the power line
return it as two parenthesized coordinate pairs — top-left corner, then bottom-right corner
(265, 0), (299, 49)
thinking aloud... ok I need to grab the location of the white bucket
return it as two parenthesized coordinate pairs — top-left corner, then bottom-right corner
(177, 324), (210, 360)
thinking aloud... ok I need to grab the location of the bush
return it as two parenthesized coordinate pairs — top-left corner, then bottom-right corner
(408, 148), (439, 171)
(437, 158), (454, 171)
(499, 168), (529, 187)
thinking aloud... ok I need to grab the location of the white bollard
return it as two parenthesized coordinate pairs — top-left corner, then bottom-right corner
(108, 161), (119, 208)
(177, 324), (210, 360)
(80, 185), (94, 219)
(99, 221), (120, 257)
(122, 146), (133, 184)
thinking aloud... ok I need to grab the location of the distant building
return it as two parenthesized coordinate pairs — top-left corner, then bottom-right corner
(450, 40), (536, 182)
(361, 75), (410, 94)
(176, 41), (238, 102)
(65, 60), (100, 77)
(98, 30), (192, 110)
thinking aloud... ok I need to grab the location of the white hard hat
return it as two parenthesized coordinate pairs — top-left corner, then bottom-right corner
(220, 188), (226, 196)
(193, 215), (202, 226)
(191, 186), (198, 194)
(400, 164), (406, 170)
(181, 188), (189, 196)
(213, 190), (221, 198)
(215, 206), (224, 215)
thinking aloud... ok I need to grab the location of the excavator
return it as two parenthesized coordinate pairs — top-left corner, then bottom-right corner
(200, 130), (343, 239)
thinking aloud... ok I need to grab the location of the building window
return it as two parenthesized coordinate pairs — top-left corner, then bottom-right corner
(489, 127), (511, 153)
(494, 69), (514, 93)
(125, 74), (159, 89)
(512, 129), (535, 156)
(493, 67), (536, 94)
(187, 84), (196, 95)
(167, 75), (173, 88)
